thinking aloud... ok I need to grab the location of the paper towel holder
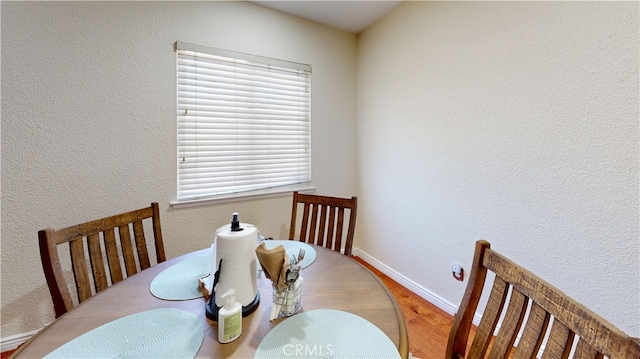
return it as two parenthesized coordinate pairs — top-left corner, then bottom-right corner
(205, 258), (261, 321)
(206, 291), (260, 321)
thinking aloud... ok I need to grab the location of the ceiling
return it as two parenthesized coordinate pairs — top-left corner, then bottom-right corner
(251, 1), (402, 34)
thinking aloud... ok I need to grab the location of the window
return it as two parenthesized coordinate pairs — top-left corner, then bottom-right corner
(174, 42), (312, 205)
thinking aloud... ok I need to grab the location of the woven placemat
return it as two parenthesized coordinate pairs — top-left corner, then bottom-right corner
(150, 255), (211, 300)
(254, 309), (400, 359)
(263, 240), (316, 268)
(45, 308), (204, 358)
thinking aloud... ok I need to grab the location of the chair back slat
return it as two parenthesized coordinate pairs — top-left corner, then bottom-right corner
(309, 204), (320, 244)
(103, 228), (124, 284)
(39, 203), (165, 318)
(289, 191), (357, 256)
(512, 302), (550, 359)
(487, 288), (528, 359)
(573, 339), (603, 359)
(69, 239), (92, 303)
(118, 223), (137, 276)
(325, 206), (335, 248)
(317, 205), (328, 245)
(87, 233), (108, 292)
(298, 203), (310, 242)
(447, 240), (640, 359)
(334, 207), (345, 251)
(542, 320), (573, 359)
(468, 277), (509, 358)
(132, 220), (150, 270)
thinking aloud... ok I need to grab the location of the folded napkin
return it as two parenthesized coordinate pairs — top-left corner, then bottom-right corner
(255, 242), (289, 290)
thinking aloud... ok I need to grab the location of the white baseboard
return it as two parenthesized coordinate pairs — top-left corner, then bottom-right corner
(1, 329), (38, 352)
(352, 247), (482, 325)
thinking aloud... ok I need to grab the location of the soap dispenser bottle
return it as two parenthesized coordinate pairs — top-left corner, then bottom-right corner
(218, 289), (242, 343)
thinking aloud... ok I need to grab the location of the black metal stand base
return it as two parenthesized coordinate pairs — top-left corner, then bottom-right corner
(205, 292), (260, 322)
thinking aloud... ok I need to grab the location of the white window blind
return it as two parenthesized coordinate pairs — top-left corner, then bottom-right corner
(175, 42), (312, 201)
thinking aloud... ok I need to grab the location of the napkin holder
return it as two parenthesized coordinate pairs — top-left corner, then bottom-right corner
(205, 213), (260, 321)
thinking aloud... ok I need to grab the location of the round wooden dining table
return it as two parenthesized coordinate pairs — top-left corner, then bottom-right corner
(12, 243), (408, 358)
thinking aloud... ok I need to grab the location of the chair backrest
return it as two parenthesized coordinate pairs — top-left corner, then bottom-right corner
(447, 240), (640, 359)
(289, 191), (358, 256)
(39, 202), (166, 318)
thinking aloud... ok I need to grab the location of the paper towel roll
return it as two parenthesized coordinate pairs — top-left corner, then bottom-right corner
(214, 226), (258, 307)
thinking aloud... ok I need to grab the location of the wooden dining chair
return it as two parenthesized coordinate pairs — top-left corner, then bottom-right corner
(39, 202), (166, 318)
(447, 240), (640, 359)
(289, 191), (358, 256)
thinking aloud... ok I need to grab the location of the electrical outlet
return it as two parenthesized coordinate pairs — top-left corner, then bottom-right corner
(452, 264), (464, 281)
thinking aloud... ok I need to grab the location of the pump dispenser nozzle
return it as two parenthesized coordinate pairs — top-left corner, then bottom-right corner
(222, 289), (236, 309)
(230, 212), (242, 231)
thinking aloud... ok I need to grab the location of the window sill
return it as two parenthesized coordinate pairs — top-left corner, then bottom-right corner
(170, 183), (316, 209)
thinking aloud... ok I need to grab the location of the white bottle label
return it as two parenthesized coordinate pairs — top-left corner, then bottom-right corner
(222, 311), (241, 342)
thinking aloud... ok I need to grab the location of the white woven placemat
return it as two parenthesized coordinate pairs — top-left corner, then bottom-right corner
(150, 255), (210, 300)
(45, 308), (204, 358)
(263, 240), (316, 268)
(254, 309), (400, 359)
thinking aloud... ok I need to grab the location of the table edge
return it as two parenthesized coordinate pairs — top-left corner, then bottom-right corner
(349, 255), (409, 359)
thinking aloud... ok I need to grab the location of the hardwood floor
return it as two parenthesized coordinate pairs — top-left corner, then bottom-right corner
(353, 256), (456, 359)
(1, 257), (458, 359)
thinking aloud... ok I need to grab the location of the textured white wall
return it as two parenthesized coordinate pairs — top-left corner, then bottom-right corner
(356, 2), (639, 334)
(1, 1), (357, 338)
